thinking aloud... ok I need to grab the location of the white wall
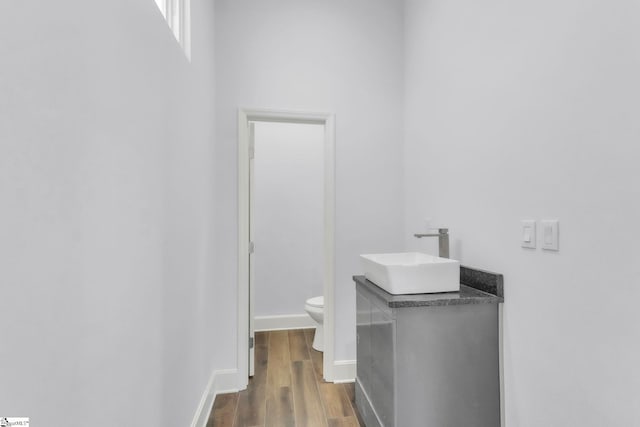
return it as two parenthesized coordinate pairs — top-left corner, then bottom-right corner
(253, 122), (324, 317)
(214, 0), (405, 365)
(403, 0), (640, 425)
(0, 1), (219, 425)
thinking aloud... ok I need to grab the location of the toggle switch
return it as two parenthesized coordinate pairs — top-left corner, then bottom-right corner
(541, 220), (559, 251)
(521, 220), (536, 249)
(544, 225), (553, 245)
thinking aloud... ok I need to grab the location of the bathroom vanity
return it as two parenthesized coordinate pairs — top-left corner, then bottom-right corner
(354, 266), (504, 427)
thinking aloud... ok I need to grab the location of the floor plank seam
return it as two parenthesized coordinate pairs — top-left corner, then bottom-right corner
(304, 329), (331, 427)
(262, 333), (268, 427)
(343, 384), (358, 424)
(231, 392), (240, 427)
(285, 331), (298, 427)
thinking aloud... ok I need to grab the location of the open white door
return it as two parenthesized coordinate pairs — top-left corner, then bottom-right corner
(248, 122), (256, 377)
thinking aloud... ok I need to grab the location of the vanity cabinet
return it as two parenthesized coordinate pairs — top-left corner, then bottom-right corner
(354, 271), (503, 427)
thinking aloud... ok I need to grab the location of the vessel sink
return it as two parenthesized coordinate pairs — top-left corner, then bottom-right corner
(360, 252), (460, 295)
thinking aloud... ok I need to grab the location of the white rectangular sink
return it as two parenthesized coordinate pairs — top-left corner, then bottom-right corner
(360, 252), (460, 295)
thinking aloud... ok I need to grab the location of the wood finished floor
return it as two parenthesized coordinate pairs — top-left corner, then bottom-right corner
(207, 329), (364, 427)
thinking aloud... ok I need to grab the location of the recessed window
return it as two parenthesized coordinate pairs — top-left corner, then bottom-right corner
(154, 0), (191, 59)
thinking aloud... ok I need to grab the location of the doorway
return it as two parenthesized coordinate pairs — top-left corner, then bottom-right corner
(237, 109), (336, 389)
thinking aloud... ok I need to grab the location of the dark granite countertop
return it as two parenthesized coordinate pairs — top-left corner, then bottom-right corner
(353, 265), (504, 308)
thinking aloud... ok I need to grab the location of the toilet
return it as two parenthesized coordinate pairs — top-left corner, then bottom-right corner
(304, 296), (324, 352)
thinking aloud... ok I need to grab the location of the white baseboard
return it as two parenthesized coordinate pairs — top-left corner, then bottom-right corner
(255, 314), (315, 331)
(214, 369), (239, 394)
(332, 360), (356, 383)
(190, 369), (239, 427)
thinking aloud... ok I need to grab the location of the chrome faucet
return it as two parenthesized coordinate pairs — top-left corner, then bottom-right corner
(414, 228), (449, 258)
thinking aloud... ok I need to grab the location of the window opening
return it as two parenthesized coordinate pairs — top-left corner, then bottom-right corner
(154, 0), (191, 59)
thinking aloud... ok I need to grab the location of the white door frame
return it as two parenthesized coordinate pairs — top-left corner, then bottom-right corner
(237, 108), (336, 390)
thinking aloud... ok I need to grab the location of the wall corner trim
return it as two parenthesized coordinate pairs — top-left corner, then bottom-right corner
(190, 368), (239, 427)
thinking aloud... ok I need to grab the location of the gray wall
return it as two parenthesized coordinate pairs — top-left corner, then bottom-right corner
(214, 0), (406, 363)
(254, 122), (324, 317)
(403, 0), (640, 425)
(0, 0), (218, 425)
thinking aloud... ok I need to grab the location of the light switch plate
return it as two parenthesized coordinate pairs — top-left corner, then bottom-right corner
(541, 220), (559, 251)
(521, 220), (536, 249)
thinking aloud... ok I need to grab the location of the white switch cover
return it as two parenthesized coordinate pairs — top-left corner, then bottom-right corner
(541, 220), (559, 251)
(521, 220), (536, 249)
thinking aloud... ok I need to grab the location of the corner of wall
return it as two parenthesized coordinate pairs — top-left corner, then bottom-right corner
(190, 369), (239, 427)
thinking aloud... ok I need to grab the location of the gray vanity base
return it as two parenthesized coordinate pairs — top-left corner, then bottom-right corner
(355, 275), (501, 427)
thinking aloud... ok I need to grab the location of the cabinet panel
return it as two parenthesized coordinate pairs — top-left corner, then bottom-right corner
(370, 302), (395, 426)
(356, 278), (501, 427)
(396, 304), (500, 426)
(356, 289), (372, 394)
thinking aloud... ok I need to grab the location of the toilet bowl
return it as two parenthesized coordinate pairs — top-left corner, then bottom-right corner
(304, 296), (324, 352)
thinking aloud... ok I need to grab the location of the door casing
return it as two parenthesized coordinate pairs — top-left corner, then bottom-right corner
(237, 108), (336, 389)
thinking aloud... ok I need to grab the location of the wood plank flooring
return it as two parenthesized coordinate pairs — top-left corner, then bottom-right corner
(207, 329), (364, 427)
